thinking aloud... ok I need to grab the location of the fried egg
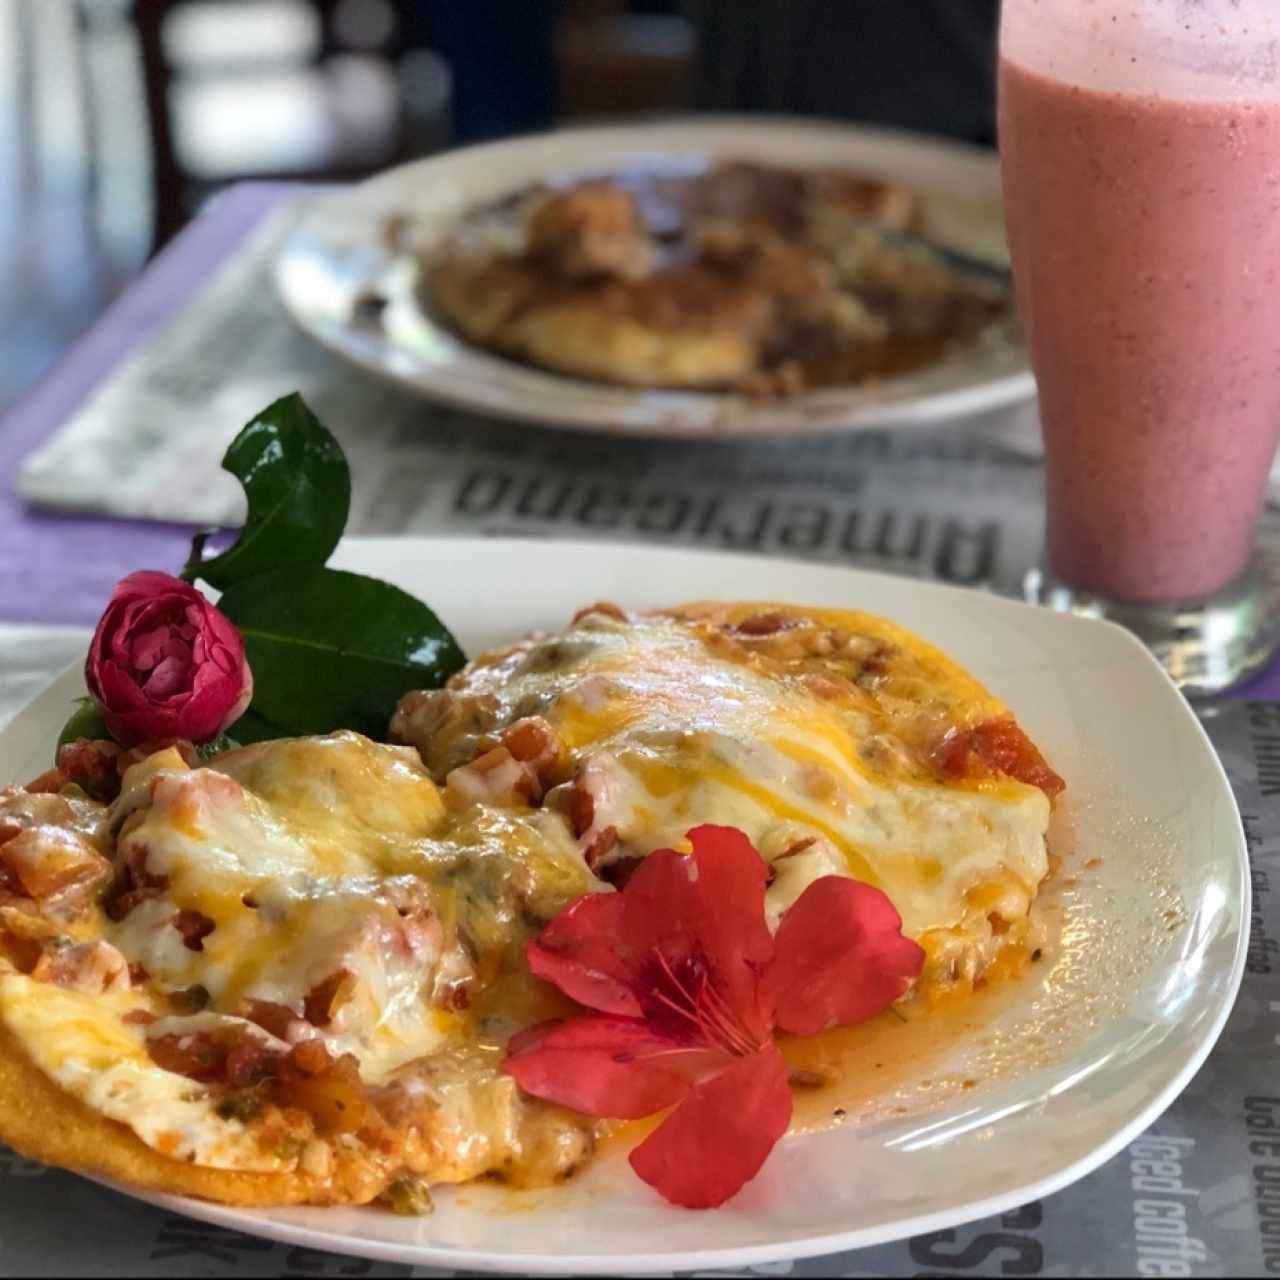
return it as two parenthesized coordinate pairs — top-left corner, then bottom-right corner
(0, 601), (1061, 1208)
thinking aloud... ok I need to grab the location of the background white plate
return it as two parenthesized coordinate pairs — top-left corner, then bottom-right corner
(0, 539), (1245, 1274)
(274, 118), (1034, 438)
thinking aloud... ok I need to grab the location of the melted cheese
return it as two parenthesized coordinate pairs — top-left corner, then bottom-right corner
(0, 975), (283, 1170)
(446, 613), (1050, 944)
(105, 733), (597, 1089)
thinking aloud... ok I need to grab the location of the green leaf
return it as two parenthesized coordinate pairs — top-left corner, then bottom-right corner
(218, 567), (466, 739)
(220, 710), (288, 746)
(183, 393), (351, 590)
(55, 699), (111, 760)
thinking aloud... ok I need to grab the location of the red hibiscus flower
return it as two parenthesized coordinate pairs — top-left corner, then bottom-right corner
(504, 824), (924, 1209)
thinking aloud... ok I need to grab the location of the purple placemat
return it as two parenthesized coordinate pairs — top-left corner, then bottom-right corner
(3, 176), (1279, 703)
(1228, 652), (1280, 699)
(0, 183), (294, 629)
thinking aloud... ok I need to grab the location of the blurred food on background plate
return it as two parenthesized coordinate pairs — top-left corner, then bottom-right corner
(423, 161), (1015, 396)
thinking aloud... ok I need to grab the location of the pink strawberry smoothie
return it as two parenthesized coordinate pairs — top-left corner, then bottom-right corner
(999, 35), (1280, 603)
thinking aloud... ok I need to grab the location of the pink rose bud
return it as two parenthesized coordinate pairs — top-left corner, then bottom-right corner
(85, 571), (253, 747)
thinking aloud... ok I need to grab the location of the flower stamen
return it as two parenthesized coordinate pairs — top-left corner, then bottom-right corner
(694, 974), (761, 1058)
(647, 948), (761, 1059)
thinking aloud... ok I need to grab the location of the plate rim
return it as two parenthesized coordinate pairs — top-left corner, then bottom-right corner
(6, 536), (1249, 1273)
(272, 115), (1035, 439)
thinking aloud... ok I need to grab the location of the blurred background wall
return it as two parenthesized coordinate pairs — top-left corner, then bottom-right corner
(0, 0), (997, 411)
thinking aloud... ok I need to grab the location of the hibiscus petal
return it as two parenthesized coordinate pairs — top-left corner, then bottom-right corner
(684, 825), (774, 1032)
(628, 1044), (791, 1209)
(504, 1015), (722, 1118)
(528, 847), (718, 1018)
(529, 830), (780, 1042)
(765, 877), (925, 1036)
(526, 892), (644, 1017)
(615, 846), (702, 952)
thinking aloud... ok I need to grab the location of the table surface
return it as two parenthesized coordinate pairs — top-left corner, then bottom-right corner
(0, 180), (1277, 1279)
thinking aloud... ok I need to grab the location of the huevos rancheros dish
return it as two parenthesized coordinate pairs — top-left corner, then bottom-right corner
(0, 396), (1063, 1213)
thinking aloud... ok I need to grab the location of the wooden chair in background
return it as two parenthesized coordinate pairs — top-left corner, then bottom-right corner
(129, 0), (411, 249)
(131, 0), (698, 251)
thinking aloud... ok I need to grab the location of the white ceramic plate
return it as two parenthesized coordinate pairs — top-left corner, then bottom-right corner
(273, 118), (1034, 438)
(0, 539), (1245, 1274)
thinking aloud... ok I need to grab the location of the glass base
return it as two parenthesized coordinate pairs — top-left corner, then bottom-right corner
(1023, 558), (1280, 699)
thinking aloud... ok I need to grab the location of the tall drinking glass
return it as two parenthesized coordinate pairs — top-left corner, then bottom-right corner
(998, 0), (1280, 694)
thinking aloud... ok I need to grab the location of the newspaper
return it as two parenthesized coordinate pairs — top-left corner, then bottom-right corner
(0, 677), (1264, 1278)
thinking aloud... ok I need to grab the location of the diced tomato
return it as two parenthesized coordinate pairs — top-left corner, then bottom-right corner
(241, 998), (301, 1040)
(303, 971), (356, 1028)
(172, 909), (216, 952)
(31, 939), (130, 993)
(57, 740), (123, 803)
(445, 747), (541, 808)
(501, 717), (571, 789)
(547, 770), (600, 839)
(546, 767), (622, 871)
(104, 845), (169, 921)
(571, 602), (628, 626)
(731, 611), (802, 637)
(932, 717), (1065, 798)
(225, 1033), (282, 1088)
(0, 828), (112, 902)
(148, 1025), (285, 1086)
(147, 1031), (231, 1083)
(583, 825), (620, 870)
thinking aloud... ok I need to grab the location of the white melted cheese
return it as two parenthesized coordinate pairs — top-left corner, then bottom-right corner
(107, 734), (463, 1083)
(8, 731), (598, 1172)
(456, 615), (1051, 941)
(0, 975), (284, 1170)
